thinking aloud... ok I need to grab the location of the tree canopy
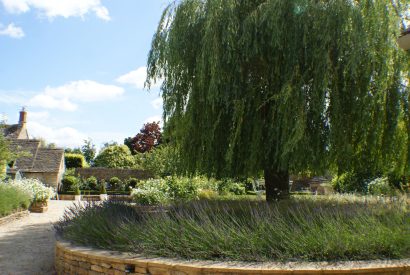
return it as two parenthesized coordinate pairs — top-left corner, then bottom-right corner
(94, 145), (135, 169)
(147, 0), (410, 200)
(0, 134), (12, 176)
(125, 122), (162, 154)
(81, 139), (96, 165)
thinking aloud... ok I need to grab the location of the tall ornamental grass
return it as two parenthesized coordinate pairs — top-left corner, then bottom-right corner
(55, 195), (409, 262)
(0, 184), (31, 217)
(0, 178), (56, 217)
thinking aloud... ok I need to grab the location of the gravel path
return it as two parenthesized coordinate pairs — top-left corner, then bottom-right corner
(0, 200), (75, 275)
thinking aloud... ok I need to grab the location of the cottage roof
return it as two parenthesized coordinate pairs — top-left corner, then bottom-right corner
(1, 124), (23, 139)
(8, 139), (64, 173)
(32, 148), (65, 172)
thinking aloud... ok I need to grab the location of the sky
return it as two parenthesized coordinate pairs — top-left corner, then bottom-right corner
(0, 0), (170, 149)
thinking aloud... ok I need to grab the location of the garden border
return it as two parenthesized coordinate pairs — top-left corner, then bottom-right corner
(0, 210), (29, 226)
(55, 241), (410, 275)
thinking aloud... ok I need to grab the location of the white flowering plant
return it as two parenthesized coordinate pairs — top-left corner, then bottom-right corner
(5, 178), (56, 202)
(131, 179), (169, 205)
(367, 177), (397, 196)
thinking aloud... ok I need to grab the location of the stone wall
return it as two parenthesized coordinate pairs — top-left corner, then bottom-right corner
(75, 168), (153, 181)
(23, 172), (59, 188)
(55, 241), (410, 275)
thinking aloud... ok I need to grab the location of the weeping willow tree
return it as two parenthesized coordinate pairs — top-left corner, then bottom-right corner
(147, 0), (409, 201)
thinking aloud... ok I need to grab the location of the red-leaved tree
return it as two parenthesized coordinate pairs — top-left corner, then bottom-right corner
(125, 122), (162, 154)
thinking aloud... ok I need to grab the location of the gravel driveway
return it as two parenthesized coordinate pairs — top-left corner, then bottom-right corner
(0, 200), (75, 275)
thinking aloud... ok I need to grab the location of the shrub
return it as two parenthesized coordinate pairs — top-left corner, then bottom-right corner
(192, 176), (218, 191)
(331, 172), (368, 193)
(241, 178), (255, 192)
(198, 189), (218, 200)
(367, 177), (397, 196)
(0, 183), (31, 217)
(65, 153), (87, 169)
(387, 172), (408, 190)
(99, 182), (107, 195)
(74, 186), (81, 196)
(126, 178), (139, 189)
(166, 177), (198, 201)
(217, 179), (246, 195)
(85, 176), (98, 190)
(56, 196), (410, 262)
(131, 179), (169, 205)
(61, 176), (79, 192)
(109, 177), (123, 191)
(131, 177), (247, 205)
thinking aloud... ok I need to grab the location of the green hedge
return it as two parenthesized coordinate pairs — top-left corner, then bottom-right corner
(65, 153), (87, 169)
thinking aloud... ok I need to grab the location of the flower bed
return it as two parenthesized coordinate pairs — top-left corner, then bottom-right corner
(1, 179), (56, 214)
(55, 195), (409, 262)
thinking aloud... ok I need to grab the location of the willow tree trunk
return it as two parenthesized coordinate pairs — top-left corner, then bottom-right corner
(264, 169), (290, 201)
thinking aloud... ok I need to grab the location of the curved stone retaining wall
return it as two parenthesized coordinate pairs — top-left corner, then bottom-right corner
(55, 241), (410, 275)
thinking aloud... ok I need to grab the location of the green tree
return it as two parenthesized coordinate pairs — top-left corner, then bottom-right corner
(141, 145), (180, 177)
(0, 133), (31, 177)
(0, 134), (12, 176)
(81, 139), (96, 165)
(64, 147), (82, 154)
(94, 145), (135, 168)
(147, 0), (409, 201)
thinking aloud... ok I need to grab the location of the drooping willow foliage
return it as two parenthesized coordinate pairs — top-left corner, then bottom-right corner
(147, 0), (409, 179)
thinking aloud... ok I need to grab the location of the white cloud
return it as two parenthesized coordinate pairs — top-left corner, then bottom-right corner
(28, 111), (49, 121)
(116, 67), (163, 90)
(44, 80), (124, 102)
(1, 0), (29, 13)
(1, 0), (111, 21)
(0, 92), (25, 104)
(116, 67), (147, 89)
(0, 23), (25, 38)
(151, 97), (163, 110)
(27, 80), (124, 111)
(29, 94), (77, 111)
(94, 6), (110, 21)
(27, 121), (87, 148)
(144, 115), (163, 127)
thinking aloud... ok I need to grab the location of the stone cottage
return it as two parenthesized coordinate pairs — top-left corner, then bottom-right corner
(1, 109), (65, 188)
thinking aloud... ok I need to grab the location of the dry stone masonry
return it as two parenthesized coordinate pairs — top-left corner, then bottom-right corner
(55, 241), (410, 275)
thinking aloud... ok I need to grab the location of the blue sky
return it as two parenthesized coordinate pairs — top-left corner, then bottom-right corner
(0, 0), (170, 149)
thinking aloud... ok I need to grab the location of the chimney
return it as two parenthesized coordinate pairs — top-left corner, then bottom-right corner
(19, 107), (27, 126)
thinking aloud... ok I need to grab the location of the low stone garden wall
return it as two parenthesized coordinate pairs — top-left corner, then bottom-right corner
(74, 168), (153, 182)
(58, 194), (132, 202)
(55, 241), (410, 275)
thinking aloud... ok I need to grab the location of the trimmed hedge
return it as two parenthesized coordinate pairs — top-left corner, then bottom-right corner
(65, 154), (87, 169)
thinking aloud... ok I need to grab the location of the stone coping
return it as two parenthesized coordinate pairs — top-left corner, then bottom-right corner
(55, 240), (410, 274)
(0, 210), (29, 226)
